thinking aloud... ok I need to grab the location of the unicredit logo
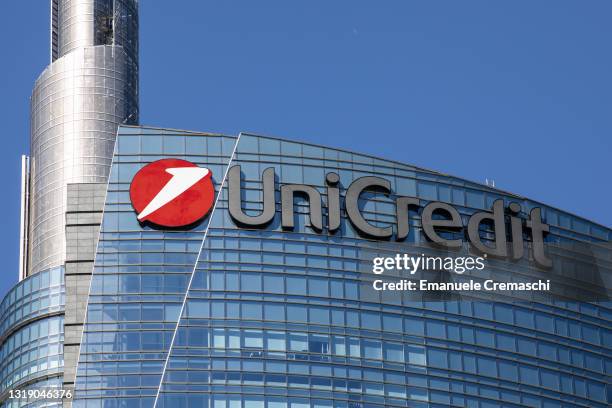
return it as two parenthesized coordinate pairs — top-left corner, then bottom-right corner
(130, 159), (215, 228)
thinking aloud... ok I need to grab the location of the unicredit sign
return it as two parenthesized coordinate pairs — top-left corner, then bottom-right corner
(129, 161), (552, 268)
(227, 165), (552, 268)
(130, 159), (215, 227)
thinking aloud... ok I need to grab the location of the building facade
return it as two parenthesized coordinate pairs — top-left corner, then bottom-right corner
(68, 126), (610, 407)
(1, 2), (610, 408)
(1, 125), (611, 407)
(0, 268), (64, 407)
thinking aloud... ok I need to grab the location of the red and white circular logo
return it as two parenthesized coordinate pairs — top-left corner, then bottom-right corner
(129, 159), (215, 228)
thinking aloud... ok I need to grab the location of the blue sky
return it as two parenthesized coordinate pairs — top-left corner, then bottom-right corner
(1, 1), (611, 298)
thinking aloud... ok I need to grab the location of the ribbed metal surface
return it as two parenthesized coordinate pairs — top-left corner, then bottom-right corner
(57, 0), (138, 60)
(56, 0), (95, 57)
(28, 0), (138, 276)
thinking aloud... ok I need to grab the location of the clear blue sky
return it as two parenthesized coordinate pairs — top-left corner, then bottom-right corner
(1, 1), (611, 298)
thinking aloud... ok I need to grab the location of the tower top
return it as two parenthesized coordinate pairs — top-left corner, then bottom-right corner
(51, 0), (138, 63)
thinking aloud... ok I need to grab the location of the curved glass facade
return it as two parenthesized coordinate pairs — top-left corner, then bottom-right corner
(69, 126), (610, 408)
(0, 268), (65, 407)
(7, 2), (608, 406)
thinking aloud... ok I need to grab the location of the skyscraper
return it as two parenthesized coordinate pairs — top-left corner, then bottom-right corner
(1, 3), (610, 408)
(24, 0), (139, 278)
(3, 1), (138, 406)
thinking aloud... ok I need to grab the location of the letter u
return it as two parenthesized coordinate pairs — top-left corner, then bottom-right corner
(228, 165), (276, 227)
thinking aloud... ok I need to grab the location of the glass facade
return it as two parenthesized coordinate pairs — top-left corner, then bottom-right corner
(74, 127), (610, 407)
(1, 126), (610, 407)
(73, 128), (239, 406)
(0, 267), (65, 408)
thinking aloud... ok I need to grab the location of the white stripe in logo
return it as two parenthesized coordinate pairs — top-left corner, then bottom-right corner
(137, 167), (209, 220)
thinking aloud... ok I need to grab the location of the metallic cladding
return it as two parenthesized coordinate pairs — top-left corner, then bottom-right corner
(56, 0), (138, 61)
(28, 0), (139, 276)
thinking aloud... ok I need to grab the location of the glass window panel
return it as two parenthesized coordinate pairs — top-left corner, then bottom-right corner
(449, 352), (462, 371)
(475, 328), (495, 348)
(309, 278), (329, 297)
(538, 343), (556, 360)
(384, 342), (404, 362)
(310, 307), (329, 325)
(519, 366), (539, 384)
(535, 313), (554, 332)
(584, 354), (602, 372)
(264, 275), (284, 293)
(242, 302), (262, 320)
(241, 273), (262, 292)
(463, 355), (476, 373)
(407, 345), (426, 365)
(382, 315), (402, 332)
(286, 276), (307, 295)
(427, 321), (446, 339)
(267, 332), (286, 351)
(361, 312), (381, 330)
(244, 330), (263, 348)
(477, 356), (497, 377)
(405, 317), (425, 336)
(497, 333), (515, 351)
(362, 339), (382, 360)
(187, 300), (209, 318)
(517, 338), (536, 355)
(587, 382), (605, 402)
(287, 305), (307, 323)
(289, 333), (308, 352)
(515, 309), (534, 328)
(473, 303), (493, 320)
(427, 349), (447, 368)
(418, 182), (437, 200)
(466, 190), (484, 208)
(213, 329), (226, 349)
(264, 303), (285, 321)
(309, 335), (330, 354)
(540, 370), (559, 391)
(348, 338), (360, 357)
(332, 336), (346, 356)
